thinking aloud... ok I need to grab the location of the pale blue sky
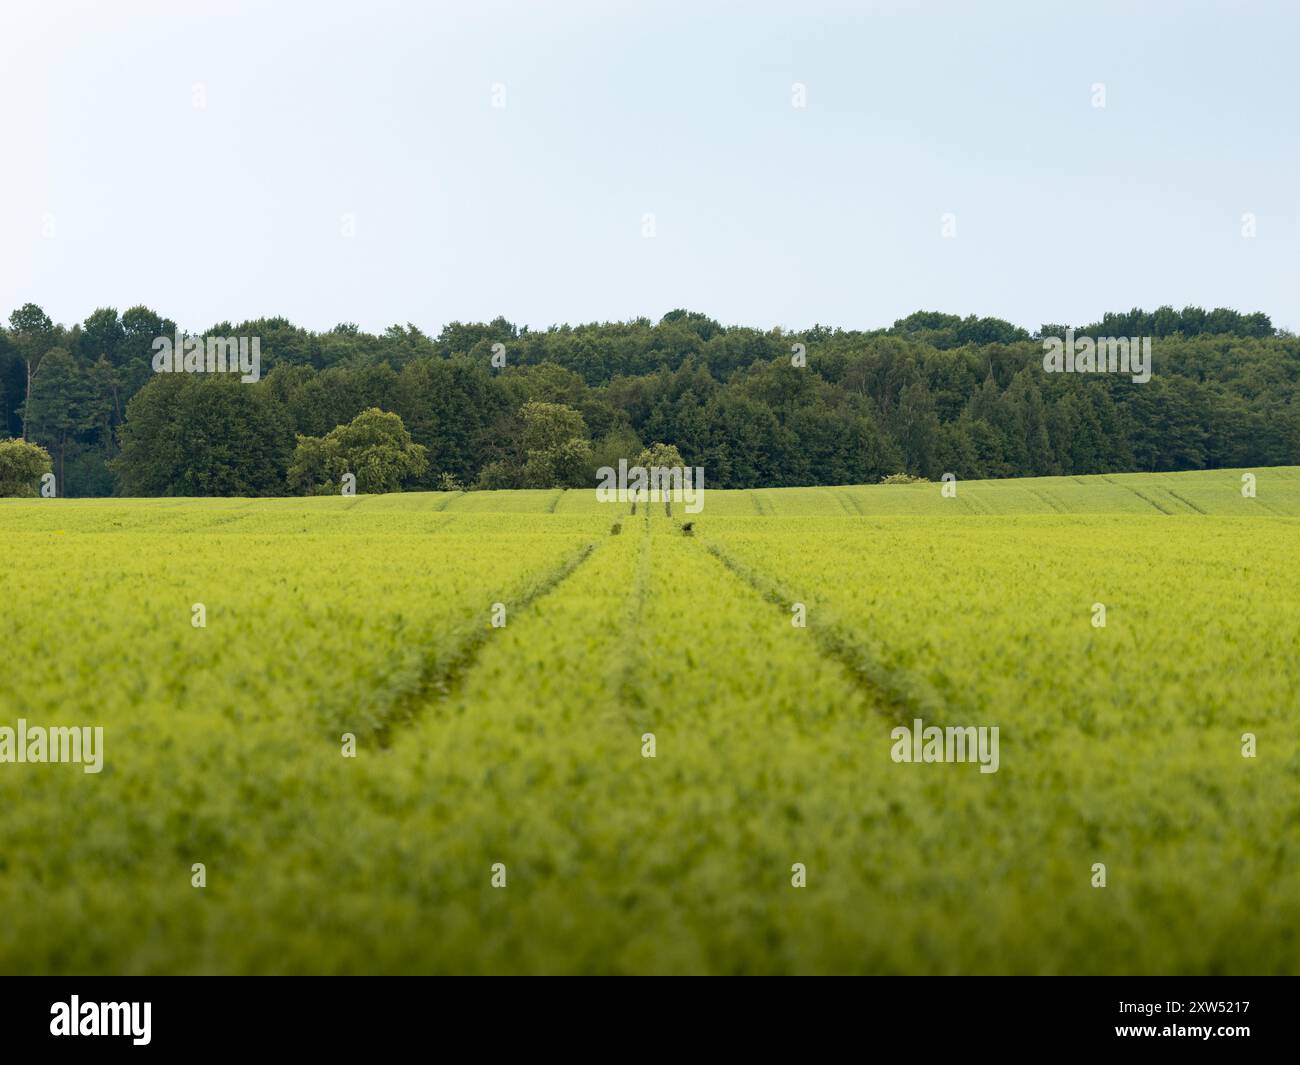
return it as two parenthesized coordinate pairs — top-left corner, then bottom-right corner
(2, 0), (1296, 335)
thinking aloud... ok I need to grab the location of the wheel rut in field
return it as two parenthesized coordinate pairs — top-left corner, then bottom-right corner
(1029, 488), (1066, 514)
(836, 489), (866, 516)
(1125, 485), (1173, 514)
(1166, 489), (1207, 515)
(697, 539), (944, 725)
(371, 540), (597, 748)
(613, 506), (654, 715)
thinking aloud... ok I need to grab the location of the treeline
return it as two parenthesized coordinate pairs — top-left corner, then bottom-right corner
(2, 303), (1297, 496)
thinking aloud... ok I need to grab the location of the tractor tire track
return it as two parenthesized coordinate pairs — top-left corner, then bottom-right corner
(371, 541), (597, 747)
(1166, 489), (1207, 515)
(838, 489), (866, 516)
(1125, 486), (1173, 514)
(1029, 488), (1065, 514)
(614, 506), (654, 715)
(697, 538), (945, 725)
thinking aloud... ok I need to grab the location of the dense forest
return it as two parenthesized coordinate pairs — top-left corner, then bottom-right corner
(1, 302), (1297, 496)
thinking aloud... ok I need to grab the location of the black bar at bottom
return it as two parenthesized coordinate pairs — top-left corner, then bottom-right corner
(0, 975), (1288, 1053)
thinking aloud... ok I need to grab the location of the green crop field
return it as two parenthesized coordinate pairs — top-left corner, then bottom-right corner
(2, 467), (1299, 974)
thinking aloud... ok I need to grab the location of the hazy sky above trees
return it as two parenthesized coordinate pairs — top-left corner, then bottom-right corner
(2, 0), (1296, 334)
